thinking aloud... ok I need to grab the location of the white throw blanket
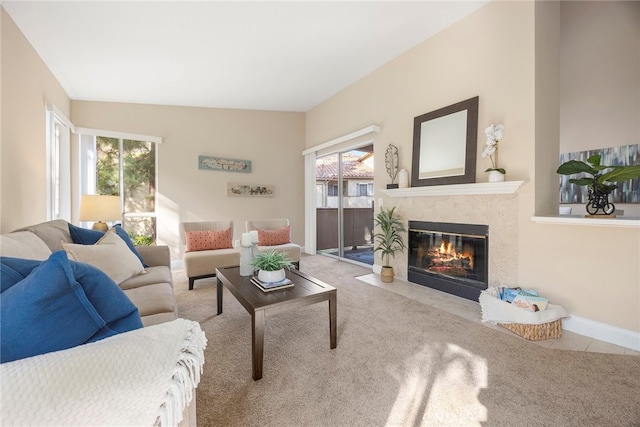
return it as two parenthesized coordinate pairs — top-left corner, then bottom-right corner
(1, 318), (207, 426)
(479, 287), (569, 325)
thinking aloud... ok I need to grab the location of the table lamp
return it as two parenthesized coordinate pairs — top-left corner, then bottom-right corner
(79, 195), (121, 232)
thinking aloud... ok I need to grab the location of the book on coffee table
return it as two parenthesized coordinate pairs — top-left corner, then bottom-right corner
(250, 277), (294, 292)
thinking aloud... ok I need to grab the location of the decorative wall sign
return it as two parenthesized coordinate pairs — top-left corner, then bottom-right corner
(227, 183), (274, 197)
(559, 144), (640, 204)
(199, 155), (251, 173)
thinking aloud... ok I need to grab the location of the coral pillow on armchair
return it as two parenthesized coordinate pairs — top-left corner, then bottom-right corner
(257, 226), (291, 246)
(185, 228), (233, 252)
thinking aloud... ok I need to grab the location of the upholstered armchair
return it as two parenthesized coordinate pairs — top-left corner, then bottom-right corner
(180, 221), (240, 290)
(245, 219), (301, 270)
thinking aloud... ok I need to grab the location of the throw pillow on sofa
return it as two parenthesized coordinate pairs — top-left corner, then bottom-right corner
(1, 257), (42, 293)
(0, 251), (143, 363)
(1, 254), (143, 335)
(63, 228), (146, 284)
(68, 223), (147, 267)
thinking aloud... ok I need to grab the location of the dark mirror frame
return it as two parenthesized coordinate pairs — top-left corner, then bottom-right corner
(411, 96), (479, 187)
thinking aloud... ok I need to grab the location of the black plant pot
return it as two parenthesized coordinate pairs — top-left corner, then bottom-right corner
(386, 184), (399, 189)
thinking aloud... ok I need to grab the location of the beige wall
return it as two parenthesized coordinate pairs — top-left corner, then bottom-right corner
(1, 7), (305, 259)
(307, 0), (534, 288)
(71, 101), (305, 260)
(522, 1), (639, 333)
(306, 1), (640, 333)
(559, 1), (640, 217)
(2, 2), (638, 334)
(1, 8), (70, 232)
(560, 1), (639, 153)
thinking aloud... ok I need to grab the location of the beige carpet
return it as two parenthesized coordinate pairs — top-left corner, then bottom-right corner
(174, 254), (640, 427)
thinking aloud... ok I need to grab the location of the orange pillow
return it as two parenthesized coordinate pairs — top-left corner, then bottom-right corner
(185, 228), (233, 252)
(257, 226), (291, 246)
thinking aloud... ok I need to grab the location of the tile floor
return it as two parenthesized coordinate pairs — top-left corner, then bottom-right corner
(356, 273), (640, 356)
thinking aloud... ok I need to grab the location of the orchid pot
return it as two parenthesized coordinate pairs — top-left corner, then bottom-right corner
(488, 170), (505, 182)
(483, 124), (506, 181)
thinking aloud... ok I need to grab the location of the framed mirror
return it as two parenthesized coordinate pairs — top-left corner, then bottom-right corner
(411, 96), (479, 187)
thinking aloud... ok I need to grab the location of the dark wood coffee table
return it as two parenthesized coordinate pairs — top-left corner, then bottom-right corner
(215, 266), (337, 380)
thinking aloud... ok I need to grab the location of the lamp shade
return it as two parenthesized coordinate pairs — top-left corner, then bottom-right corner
(79, 195), (121, 222)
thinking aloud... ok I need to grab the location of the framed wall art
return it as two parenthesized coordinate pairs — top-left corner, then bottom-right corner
(227, 183), (274, 197)
(199, 155), (251, 173)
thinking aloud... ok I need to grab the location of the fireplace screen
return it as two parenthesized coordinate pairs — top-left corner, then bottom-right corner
(408, 221), (488, 300)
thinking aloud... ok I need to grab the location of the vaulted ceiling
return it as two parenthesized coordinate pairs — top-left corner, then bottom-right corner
(3, 1), (488, 112)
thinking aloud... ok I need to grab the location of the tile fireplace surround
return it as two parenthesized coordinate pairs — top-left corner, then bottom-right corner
(382, 181), (524, 289)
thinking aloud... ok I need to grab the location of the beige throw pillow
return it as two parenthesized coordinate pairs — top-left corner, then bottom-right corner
(62, 228), (145, 284)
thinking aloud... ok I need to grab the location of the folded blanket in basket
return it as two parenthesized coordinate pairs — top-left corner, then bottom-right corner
(479, 287), (568, 325)
(0, 318), (207, 426)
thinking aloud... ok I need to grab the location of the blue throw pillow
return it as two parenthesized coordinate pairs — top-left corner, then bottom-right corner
(0, 252), (143, 363)
(68, 259), (143, 341)
(68, 222), (103, 244)
(0, 257), (43, 293)
(68, 223), (147, 267)
(1, 252), (107, 363)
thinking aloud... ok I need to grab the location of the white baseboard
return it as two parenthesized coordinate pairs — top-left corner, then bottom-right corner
(562, 315), (640, 352)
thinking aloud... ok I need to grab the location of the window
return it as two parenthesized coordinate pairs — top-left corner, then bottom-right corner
(46, 105), (72, 221)
(356, 183), (374, 196)
(328, 182), (349, 197)
(79, 129), (160, 245)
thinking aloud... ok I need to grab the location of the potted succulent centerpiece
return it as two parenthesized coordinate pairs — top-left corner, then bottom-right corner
(557, 154), (640, 216)
(251, 249), (293, 283)
(373, 206), (406, 283)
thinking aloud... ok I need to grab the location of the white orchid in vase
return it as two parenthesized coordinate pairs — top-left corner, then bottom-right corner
(482, 124), (505, 174)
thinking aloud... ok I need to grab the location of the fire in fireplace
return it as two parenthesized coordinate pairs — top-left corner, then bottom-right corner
(408, 221), (488, 301)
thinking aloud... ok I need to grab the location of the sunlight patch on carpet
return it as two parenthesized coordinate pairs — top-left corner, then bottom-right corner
(385, 343), (487, 426)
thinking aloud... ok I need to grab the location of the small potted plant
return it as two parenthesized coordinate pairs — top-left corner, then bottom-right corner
(557, 154), (640, 215)
(251, 249), (293, 283)
(373, 206), (406, 283)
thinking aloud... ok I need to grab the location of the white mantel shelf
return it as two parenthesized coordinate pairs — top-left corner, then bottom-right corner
(381, 180), (526, 197)
(531, 215), (640, 228)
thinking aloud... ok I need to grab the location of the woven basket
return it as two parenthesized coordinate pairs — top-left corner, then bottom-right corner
(499, 319), (562, 341)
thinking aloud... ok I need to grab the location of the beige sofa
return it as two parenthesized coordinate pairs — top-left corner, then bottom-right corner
(0, 219), (201, 426)
(1, 219), (177, 326)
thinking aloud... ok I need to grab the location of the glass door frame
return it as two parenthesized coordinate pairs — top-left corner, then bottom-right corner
(303, 125), (381, 257)
(313, 144), (374, 265)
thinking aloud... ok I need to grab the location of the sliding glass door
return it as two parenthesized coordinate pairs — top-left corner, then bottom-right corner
(315, 144), (374, 265)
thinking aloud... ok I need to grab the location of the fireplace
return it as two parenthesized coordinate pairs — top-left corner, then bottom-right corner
(408, 221), (488, 301)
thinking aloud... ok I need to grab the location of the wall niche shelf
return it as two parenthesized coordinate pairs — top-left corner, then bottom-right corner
(381, 180), (525, 197)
